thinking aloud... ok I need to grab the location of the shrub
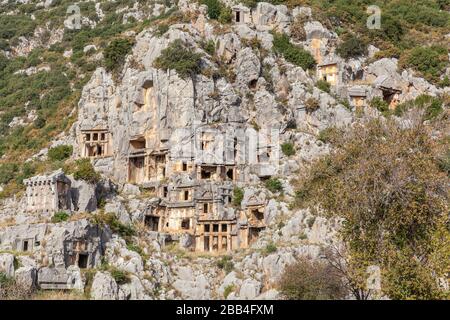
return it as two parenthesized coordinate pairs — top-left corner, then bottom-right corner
(295, 118), (450, 299)
(420, 96), (443, 121)
(201, 40), (215, 56)
(127, 243), (145, 256)
(232, 187), (244, 206)
(379, 15), (405, 43)
(51, 211), (70, 223)
(386, 2), (450, 28)
(0, 272), (33, 300)
(440, 76), (450, 88)
(202, 0), (222, 19)
(0, 163), (18, 185)
(290, 15), (308, 42)
(395, 95), (444, 120)
(218, 7), (232, 24)
(216, 255), (234, 274)
(306, 216), (316, 228)
(48, 145), (73, 162)
(0, 272), (11, 286)
(154, 24), (169, 37)
(0, 53), (7, 72)
(369, 97), (389, 115)
(154, 39), (203, 79)
(223, 284), (234, 299)
(265, 178), (283, 193)
(317, 127), (337, 143)
(110, 268), (130, 285)
(278, 258), (346, 300)
(0, 15), (36, 49)
(281, 142), (295, 157)
(438, 149), (450, 177)
(400, 46), (448, 83)
(263, 242), (277, 255)
(272, 32), (316, 70)
(316, 80), (330, 93)
(104, 38), (134, 73)
(92, 212), (136, 240)
(16, 162), (36, 183)
(34, 116), (46, 129)
(336, 34), (367, 59)
(305, 98), (320, 113)
(69, 158), (101, 184)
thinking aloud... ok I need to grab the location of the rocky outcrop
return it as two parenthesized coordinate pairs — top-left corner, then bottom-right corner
(0, 253), (15, 278)
(14, 267), (37, 290)
(172, 265), (211, 300)
(69, 178), (98, 212)
(0, 0), (447, 301)
(90, 271), (120, 300)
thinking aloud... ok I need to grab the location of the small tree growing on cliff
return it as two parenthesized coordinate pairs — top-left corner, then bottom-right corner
(104, 38), (135, 74)
(153, 39), (203, 80)
(65, 158), (100, 184)
(272, 32), (316, 71)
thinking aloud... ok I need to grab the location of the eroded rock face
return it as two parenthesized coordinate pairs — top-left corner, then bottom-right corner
(239, 278), (262, 299)
(235, 47), (261, 89)
(172, 266), (211, 300)
(69, 178), (98, 213)
(0, 0), (446, 301)
(105, 238), (144, 275)
(119, 274), (151, 300)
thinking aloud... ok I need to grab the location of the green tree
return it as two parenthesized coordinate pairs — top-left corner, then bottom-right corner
(104, 38), (134, 73)
(272, 32), (316, 70)
(67, 158), (101, 184)
(295, 118), (450, 299)
(278, 257), (347, 300)
(202, 0), (222, 19)
(218, 7), (232, 24)
(154, 40), (203, 79)
(336, 34), (367, 59)
(400, 46), (448, 83)
(48, 145), (73, 162)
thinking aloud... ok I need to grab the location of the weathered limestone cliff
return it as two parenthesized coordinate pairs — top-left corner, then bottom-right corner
(0, 0), (448, 300)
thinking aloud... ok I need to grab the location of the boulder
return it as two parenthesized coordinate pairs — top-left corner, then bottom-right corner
(239, 278), (261, 299)
(69, 178), (97, 212)
(217, 271), (242, 297)
(0, 253), (15, 278)
(119, 274), (150, 300)
(15, 266), (37, 290)
(67, 265), (84, 291)
(262, 250), (297, 283)
(172, 266), (211, 299)
(90, 271), (119, 300)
